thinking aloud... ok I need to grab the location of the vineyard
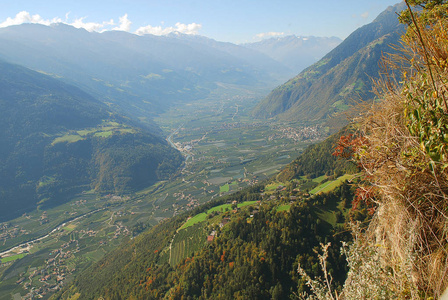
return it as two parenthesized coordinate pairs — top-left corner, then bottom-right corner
(170, 223), (207, 266)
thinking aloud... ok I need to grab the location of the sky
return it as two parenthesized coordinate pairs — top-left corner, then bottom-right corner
(0, 0), (401, 44)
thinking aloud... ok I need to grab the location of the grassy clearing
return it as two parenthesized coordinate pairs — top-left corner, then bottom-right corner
(1, 253), (26, 263)
(63, 224), (76, 232)
(265, 182), (284, 191)
(310, 174), (355, 195)
(51, 122), (135, 145)
(180, 201), (259, 229)
(77, 129), (97, 136)
(220, 184), (230, 193)
(180, 213), (207, 230)
(119, 128), (136, 134)
(312, 175), (327, 183)
(208, 204), (231, 214)
(277, 204), (291, 212)
(316, 209), (338, 227)
(51, 134), (84, 145)
(38, 176), (56, 187)
(238, 201), (257, 208)
(67, 293), (81, 300)
(94, 131), (113, 138)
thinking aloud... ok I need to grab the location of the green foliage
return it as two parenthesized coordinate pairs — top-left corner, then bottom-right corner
(179, 213), (207, 230)
(0, 254), (26, 263)
(276, 204), (290, 212)
(310, 174), (355, 195)
(404, 74), (448, 163)
(219, 184), (230, 193)
(180, 201), (258, 230)
(399, 0), (448, 25)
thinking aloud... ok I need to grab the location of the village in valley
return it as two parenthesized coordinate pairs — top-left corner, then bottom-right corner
(0, 195), (136, 299)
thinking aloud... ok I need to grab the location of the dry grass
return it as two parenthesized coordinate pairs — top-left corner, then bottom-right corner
(297, 3), (448, 299)
(346, 7), (448, 298)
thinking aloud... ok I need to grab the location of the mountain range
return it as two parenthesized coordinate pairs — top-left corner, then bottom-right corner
(0, 24), (294, 122)
(0, 21), (346, 221)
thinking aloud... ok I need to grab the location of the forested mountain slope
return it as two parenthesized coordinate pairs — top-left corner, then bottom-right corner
(0, 60), (182, 221)
(253, 2), (406, 123)
(56, 185), (355, 299)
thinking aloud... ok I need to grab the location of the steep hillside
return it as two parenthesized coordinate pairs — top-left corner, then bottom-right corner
(0, 24), (291, 121)
(0, 61), (182, 221)
(243, 35), (342, 74)
(253, 2), (406, 123)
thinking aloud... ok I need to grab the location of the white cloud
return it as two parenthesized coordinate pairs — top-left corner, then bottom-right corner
(174, 22), (202, 35)
(136, 22), (202, 36)
(0, 11), (202, 37)
(0, 11), (112, 32)
(70, 17), (109, 32)
(361, 12), (369, 19)
(113, 14), (131, 32)
(255, 31), (285, 39)
(0, 11), (62, 28)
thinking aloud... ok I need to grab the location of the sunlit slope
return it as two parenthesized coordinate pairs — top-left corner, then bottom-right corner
(253, 2), (406, 124)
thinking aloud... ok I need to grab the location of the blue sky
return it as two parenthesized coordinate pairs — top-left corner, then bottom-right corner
(0, 0), (401, 43)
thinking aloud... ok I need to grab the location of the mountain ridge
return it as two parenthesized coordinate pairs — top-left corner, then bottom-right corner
(0, 60), (182, 221)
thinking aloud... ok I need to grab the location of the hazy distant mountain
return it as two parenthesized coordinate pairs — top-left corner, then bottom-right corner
(0, 24), (292, 121)
(253, 2), (406, 124)
(243, 35), (342, 73)
(0, 60), (182, 221)
(166, 32), (296, 79)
